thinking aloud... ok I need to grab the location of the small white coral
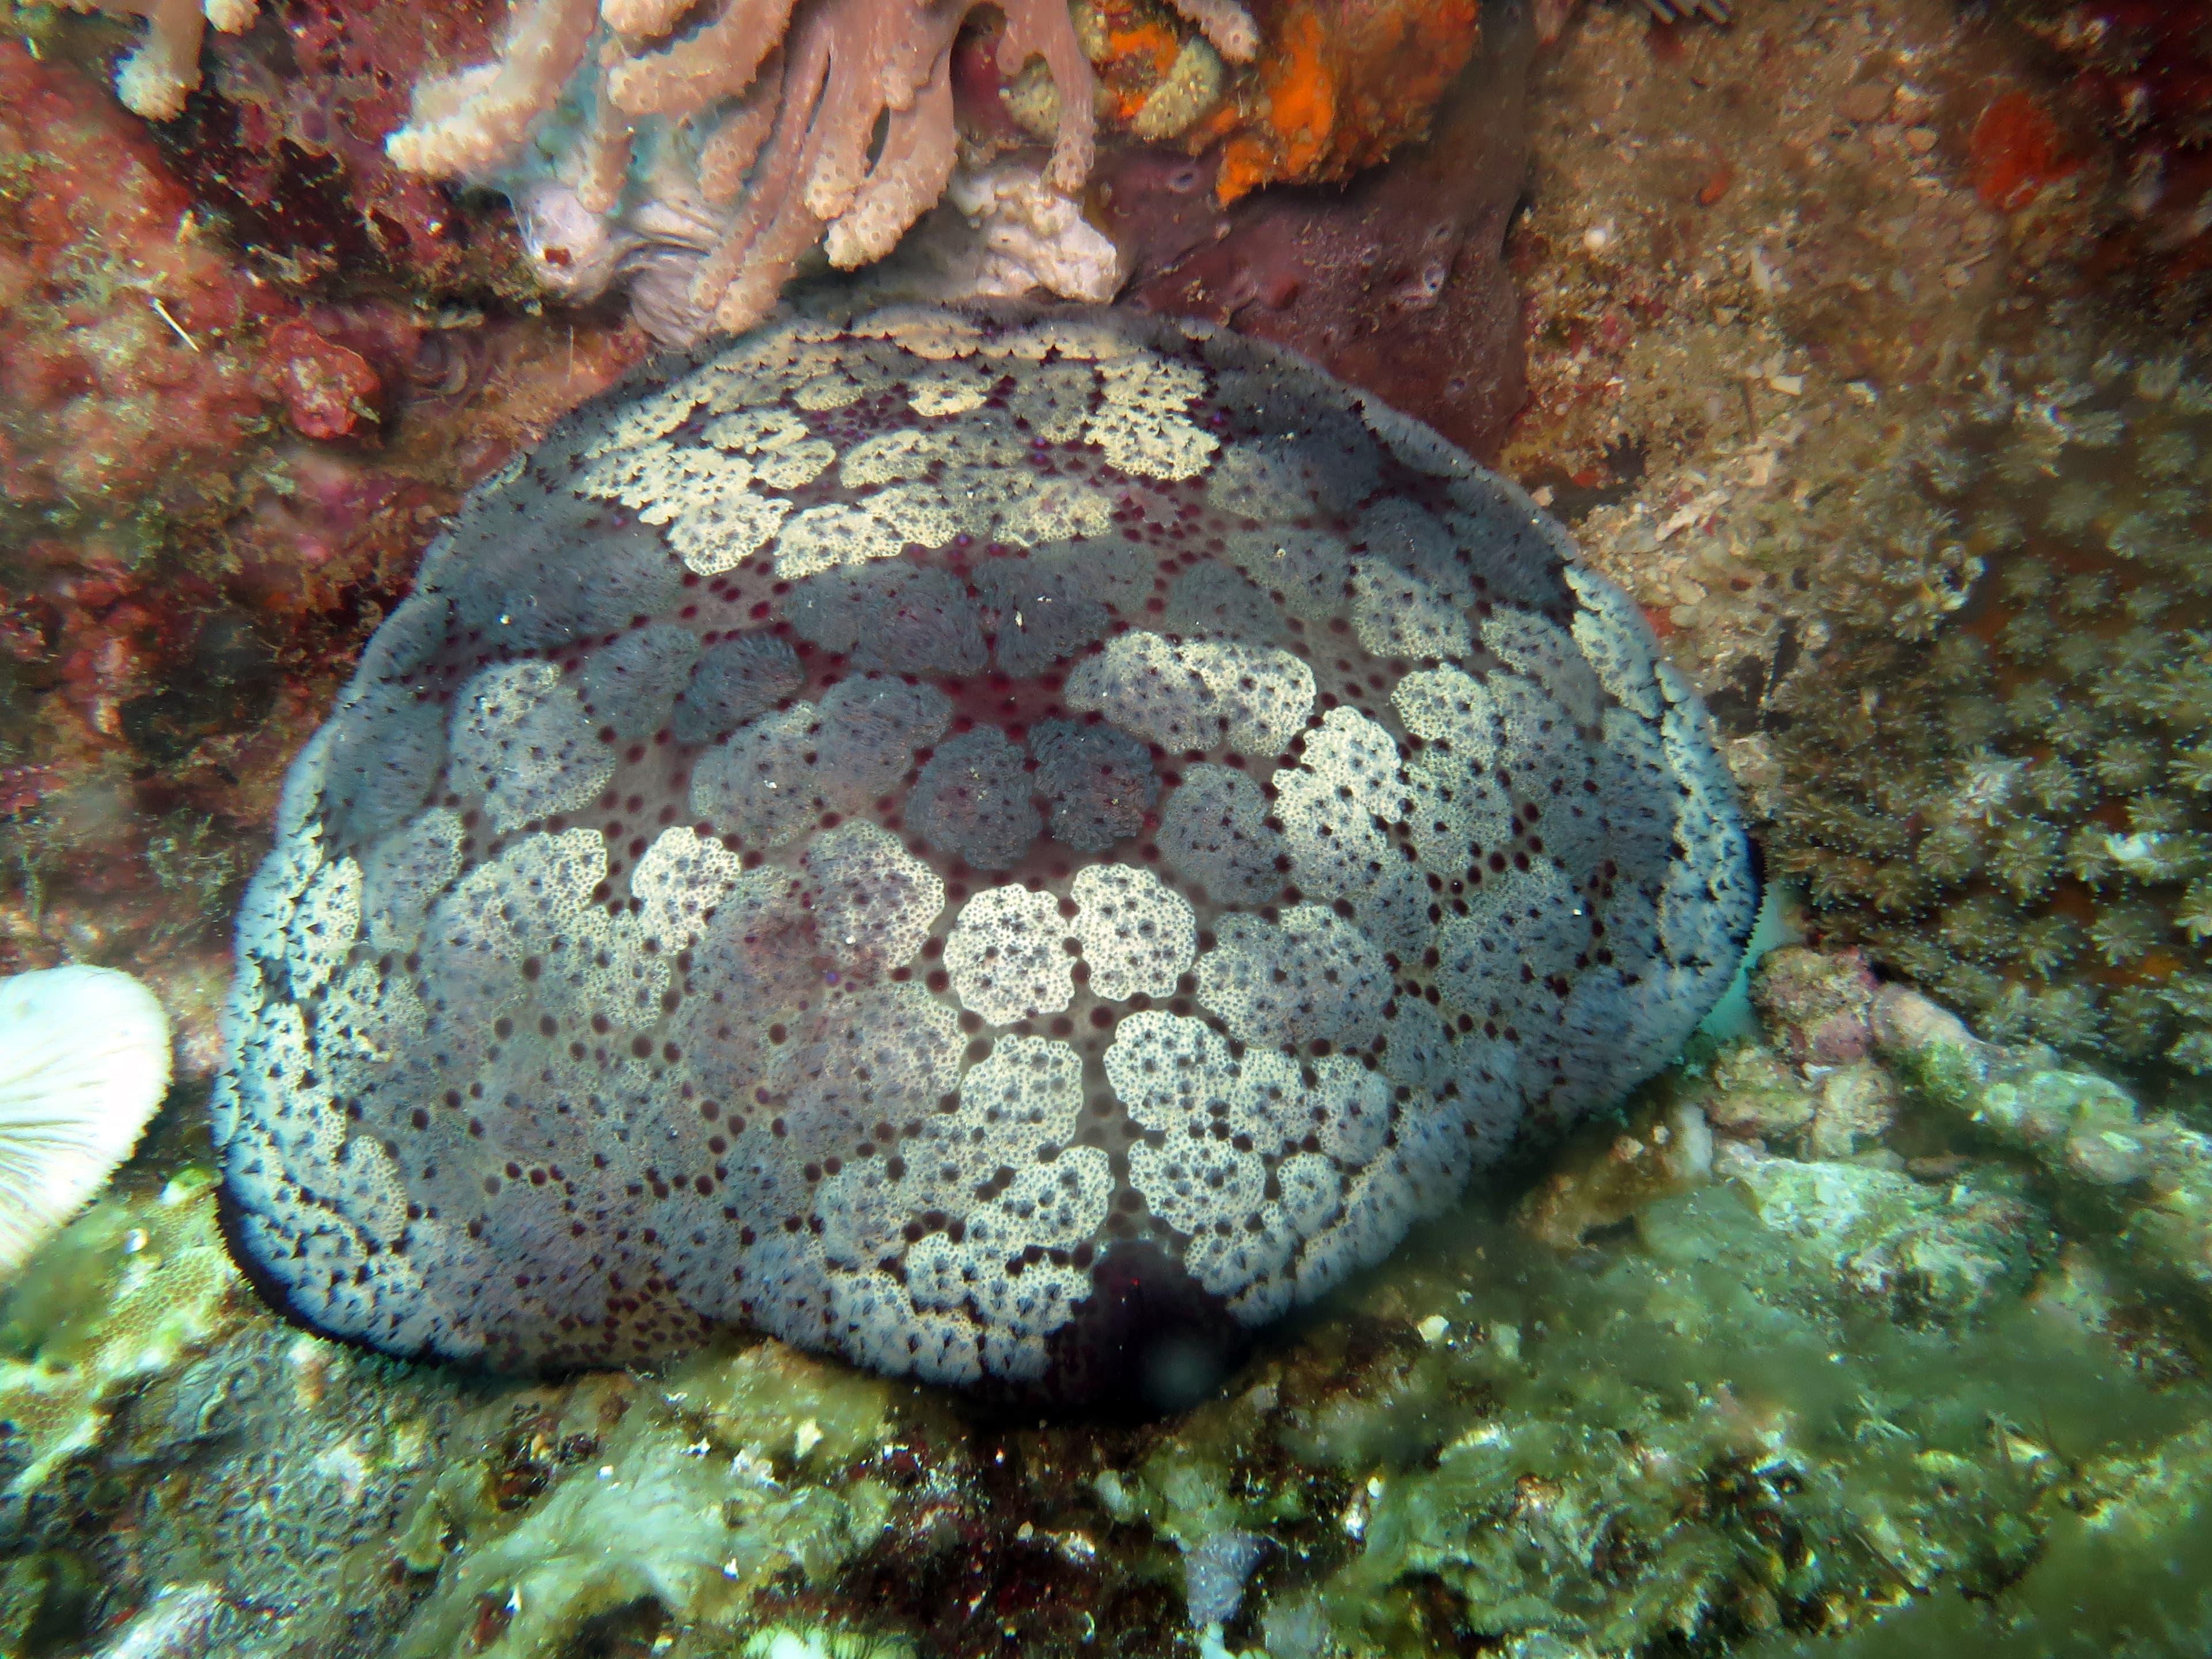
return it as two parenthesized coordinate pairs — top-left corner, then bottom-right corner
(745, 1628), (914, 1659)
(88, 1582), (232, 1659)
(1, 966), (172, 1281)
(62, 0), (259, 121)
(1166, 0), (1258, 63)
(388, 0), (1098, 340)
(937, 160), (1125, 304)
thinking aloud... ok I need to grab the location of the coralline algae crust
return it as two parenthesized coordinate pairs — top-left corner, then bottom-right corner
(210, 304), (1756, 1402)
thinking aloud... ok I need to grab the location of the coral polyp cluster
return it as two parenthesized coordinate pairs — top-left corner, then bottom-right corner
(210, 304), (1753, 1402)
(1775, 321), (2212, 1070)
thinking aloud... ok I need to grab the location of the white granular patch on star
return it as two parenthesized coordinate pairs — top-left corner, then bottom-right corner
(1002, 479), (1116, 544)
(1351, 559), (1471, 661)
(1482, 608), (1603, 728)
(1392, 665), (1502, 764)
(700, 406), (837, 487)
(841, 427), (935, 488)
(774, 484), (960, 578)
(1065, 632), (1315, 753)
(1104, 1009), (1234, 1130)
(944, 885), (1077, 1024)
(285, 854), (362, 1003)
(1088, 356), (1218, 479)
(448, 660), (614, 832)
(1070, 865), (1196, 1000)
(804, 823), (945, 974)
(1205, 442), (1313, 521)
(1196, 904), (1391, 1050)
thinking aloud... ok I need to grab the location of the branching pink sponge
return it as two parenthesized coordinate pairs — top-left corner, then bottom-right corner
(384, 0), (1097, 343)
(59, 0), (257, 121)
(211, 305), (1756, 1406)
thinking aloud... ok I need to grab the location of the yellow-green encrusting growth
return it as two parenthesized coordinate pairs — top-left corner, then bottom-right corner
(0, 1171), (240, 1500)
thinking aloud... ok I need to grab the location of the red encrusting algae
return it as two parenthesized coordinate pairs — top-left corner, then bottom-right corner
(0, 36), (276, 521)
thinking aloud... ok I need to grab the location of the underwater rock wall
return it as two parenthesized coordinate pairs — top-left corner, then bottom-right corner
(1474, 0), (2212, 1093)
(38, 0), (1514, 354)
(2001, 0), (2212, 303)
(1106, 0), (1536, 464)
(0, 31), (650, 1065)
(0, 35), (274, 540)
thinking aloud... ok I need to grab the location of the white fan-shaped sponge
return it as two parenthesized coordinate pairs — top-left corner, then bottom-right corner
(0, 965), (173, 1280)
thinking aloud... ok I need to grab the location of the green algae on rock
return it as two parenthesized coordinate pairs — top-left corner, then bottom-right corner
(1741, 1418), (2212, 1658)
(1112, 1173), (2201, 1658)
(1899, 1036), (2212, 1320)
(388, 1346), (900, 1659)
(992, 983), (2207, 1659)
(0, 1170), (240, 1502)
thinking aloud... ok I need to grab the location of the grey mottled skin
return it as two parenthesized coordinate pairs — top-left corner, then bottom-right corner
(212, 305), (1755, 1399)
